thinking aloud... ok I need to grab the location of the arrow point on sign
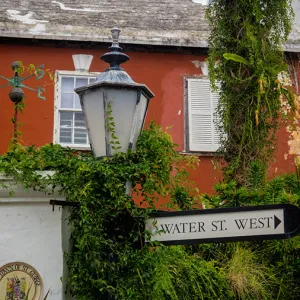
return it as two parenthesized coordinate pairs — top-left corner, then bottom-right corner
(274, 215), (282, 230)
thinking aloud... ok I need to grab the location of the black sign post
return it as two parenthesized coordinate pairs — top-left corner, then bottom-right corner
(145, 204), (300, 245)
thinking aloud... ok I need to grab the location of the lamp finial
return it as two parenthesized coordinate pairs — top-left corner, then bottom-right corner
(101, 26), (130, 71)
(111, 26), (121, 47)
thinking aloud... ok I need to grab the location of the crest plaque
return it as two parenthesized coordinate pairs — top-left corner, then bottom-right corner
(0, 262), (43, 300)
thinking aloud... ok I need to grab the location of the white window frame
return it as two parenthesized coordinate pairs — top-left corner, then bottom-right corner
(185, 77), (221, 153)
(53, 70), (99, 150)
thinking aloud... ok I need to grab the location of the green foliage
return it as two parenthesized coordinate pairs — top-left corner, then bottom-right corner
(141, 247), (234, 300)
(1, 120), (299, 299)
(105, 102), (121, 152)
(199, 171), (300, 299)
(1, 122), (223, 300)
(226, 246), (274, 299)
(206, 0), (295, 184)
(223, 53), (249, 66)
(187, 242), (277, 299)
(212, 173), (300, 208)
(247, 160), (267, 189)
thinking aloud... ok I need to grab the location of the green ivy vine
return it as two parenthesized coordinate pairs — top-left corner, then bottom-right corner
(206, 0), (295, 184)
(1, 123), (299, 299)
(0, 122), (235, 299)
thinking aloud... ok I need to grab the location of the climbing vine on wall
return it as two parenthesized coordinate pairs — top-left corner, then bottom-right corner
(1, 121), (300, 298)
(2, 122), (231, 299)
(206, 0), (295, 184)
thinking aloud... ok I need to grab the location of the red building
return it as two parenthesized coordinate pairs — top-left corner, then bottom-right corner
(0, 0), (300, 193)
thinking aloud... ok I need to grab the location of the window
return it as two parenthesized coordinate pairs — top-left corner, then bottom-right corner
(186, 78), (221, 152)
(54, 71), (97, 149)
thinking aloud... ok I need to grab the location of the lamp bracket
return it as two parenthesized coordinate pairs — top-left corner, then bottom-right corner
(50, 199), (80, 211)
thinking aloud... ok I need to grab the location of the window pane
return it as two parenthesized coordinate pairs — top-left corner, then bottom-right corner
(60, 111), (73, 127)
(61, 77), (74, 93)
(74, 128), (88, 144)
(57, 75), (95, 146)
(60, 128), (72, 143)
(74, 112), (86, 127)
(76, 78), (88, 88)
(61, 93), (74, 108)
(74, 94), (82, 109)
(89, 77), (96, 84)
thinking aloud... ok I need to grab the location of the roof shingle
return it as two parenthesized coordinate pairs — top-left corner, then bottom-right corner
(0, 0), (299, 51)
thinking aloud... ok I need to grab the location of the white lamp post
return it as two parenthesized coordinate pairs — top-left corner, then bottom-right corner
(75, 27), (154, 158)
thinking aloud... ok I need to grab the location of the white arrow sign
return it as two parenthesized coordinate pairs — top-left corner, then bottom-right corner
(145, 204), (300, 245)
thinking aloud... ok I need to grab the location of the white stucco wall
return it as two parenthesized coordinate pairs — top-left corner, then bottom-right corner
(0, 174), (69, 300)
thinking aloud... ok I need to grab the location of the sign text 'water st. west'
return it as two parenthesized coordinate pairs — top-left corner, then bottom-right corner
(145, 204), (300, 245)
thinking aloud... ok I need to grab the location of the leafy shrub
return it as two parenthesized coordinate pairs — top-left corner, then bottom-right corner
(1, 123), (299, 299)
(226, 246), (274, 299)
(106, 246), (233, 300)
(199, 171), (300, 299)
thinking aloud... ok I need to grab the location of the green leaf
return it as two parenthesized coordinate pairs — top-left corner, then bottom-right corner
(223, 53), (249, 65)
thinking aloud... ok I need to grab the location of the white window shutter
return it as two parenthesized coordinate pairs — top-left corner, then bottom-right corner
(187, 78), (221, 152)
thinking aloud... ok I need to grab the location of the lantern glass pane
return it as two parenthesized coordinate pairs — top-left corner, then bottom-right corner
(107, 89), (137, 154)
(78, 84), (152, 158)
(130, 93), (148, 150)
(81, 88), (106, 157)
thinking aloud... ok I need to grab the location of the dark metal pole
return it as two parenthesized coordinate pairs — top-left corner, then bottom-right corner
(12, 106), (18, 146)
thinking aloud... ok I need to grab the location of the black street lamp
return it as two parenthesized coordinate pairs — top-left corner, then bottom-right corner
(75, 27), (154, 158)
